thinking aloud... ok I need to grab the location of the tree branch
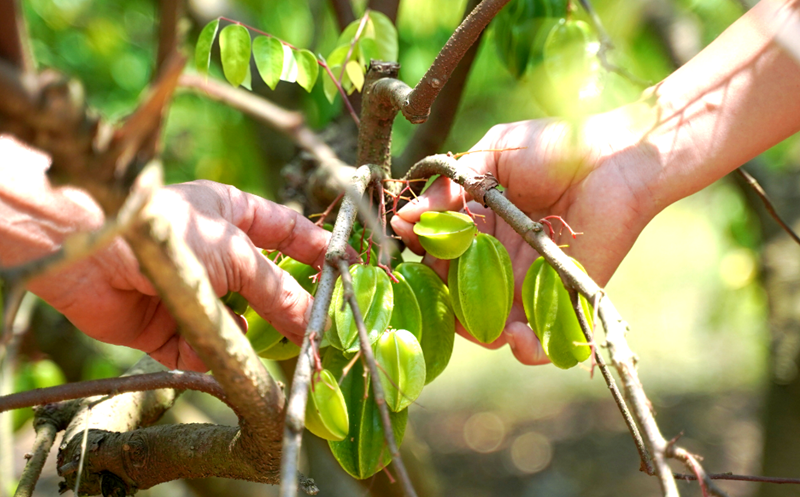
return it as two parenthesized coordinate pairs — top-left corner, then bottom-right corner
(358, 62), (403, 176)
(0, 371), (232, 415)
(402, 0), (511, 124)
(736, 167), (800, 247)
(124, 165), (285, 441)
(280, 165), (376, 497)
(335, 258), (417, 497)
(567, 288), (654, 475)
(178, 73), (357, 201)
(14, 401), (79, 497)
(393, 0), (482, 177)
(0, 0), (33, 72)
(329, 0), (356, 32)
(367, 0), (400, 24)
(405, 154), (681, 496)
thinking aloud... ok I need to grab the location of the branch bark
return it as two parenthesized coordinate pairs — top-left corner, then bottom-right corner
(0, 0), (33, 72)
(0, 371), (231, 415)
(280, 165), (376, 497)
(393, 0), (483, 177)
(402, 0), (511, 124)
(124, 165), (285, 439)
(406, 154), (681, 496)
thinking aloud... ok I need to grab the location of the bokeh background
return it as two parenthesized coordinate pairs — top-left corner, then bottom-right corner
(7, 0), (800, 496)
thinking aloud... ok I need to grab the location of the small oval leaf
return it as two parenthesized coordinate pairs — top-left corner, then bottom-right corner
(345, 60), (364, 92)
(368, 11), (398, 62)
(280, 44), (298, 83)
(253, 35), (284, 90)
(294, 49), (319, 92)
(195, 19), (220, 76)
(219, 24), (251, 87)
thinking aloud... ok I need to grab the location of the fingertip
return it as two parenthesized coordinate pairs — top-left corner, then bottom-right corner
(505, 322), (549, 366)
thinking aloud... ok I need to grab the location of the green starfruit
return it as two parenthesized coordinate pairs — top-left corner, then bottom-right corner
(374, 329), (426, 412)
(305, 369), (349, 441)
(332, 264), (393, 354)
(389, 272), (422, 343)
(449, 233), (514, 344)
(395, 262), (454, 384)
(323, 347), (408, 479)
(521, 256), (592, 369)
(413, 211), (477, 260)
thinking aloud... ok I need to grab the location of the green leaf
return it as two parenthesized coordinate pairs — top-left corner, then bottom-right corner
(345, 60), (364, 92)
(195, 19), (220, 76)
(253, 36), (283, 90)
(327, 44), (353, 68)
(368, 11), (398, 62)
(219, 24), (251, 87)
(241, 64), (252, 90)
(294, 49), (319, 92)
(358, 38), (380, 67)
(280, 44), (298, 83)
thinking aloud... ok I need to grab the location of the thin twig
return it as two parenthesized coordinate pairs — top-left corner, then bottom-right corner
(567, 288), (654, 475)
(14, 421), (57, 497)
(669, 446), (730, 497)
(280, 165), (376, 497)
(673, 473), (800, 485)
(736, 168), (800, 246)
(0, 371), (233, 414)
(336, 258), (417, 497)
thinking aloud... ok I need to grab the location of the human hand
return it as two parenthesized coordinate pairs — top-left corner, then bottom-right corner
(392, 113), (660, 365)
(26, 180), (336, 372)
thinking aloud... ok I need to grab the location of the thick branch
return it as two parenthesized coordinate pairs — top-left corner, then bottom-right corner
(280, 165), (376, 497)
(0, 371), (232, 415)
(394, 0), (483, 177)
(357, 62), (402, 176)
(406, 154), (680, 496)
(156, 0), (184, 76)
(124, 167), (284, 440)
(402, 0), (511, 123)
(336, 258), (417, 497)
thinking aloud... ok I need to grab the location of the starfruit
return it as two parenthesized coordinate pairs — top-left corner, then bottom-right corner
(413, 211), (477, 260)
(331, 264), (393, 354)
(305, 369), (349, 441)
(222, 290), (249, 315)
(324, 347), (408, 479)
(395, 262), (454, 384)
(389, 272), (422, 343)
(246, 256), (318, 359)
(449, 233), (514, 344)
(521, 256), (592, 369)
(374, 329), (426, 412)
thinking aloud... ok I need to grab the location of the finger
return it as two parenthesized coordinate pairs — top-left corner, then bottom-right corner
(237, 240), (315, 344)
(395, 175), (468, 224)
(390, 215), (424, 255)
(217, 184), (331, 270)
(504, 321), (549, 366)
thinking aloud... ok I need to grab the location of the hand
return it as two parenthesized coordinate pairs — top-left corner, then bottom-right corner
(392, 114), (660, 365)
(26, 180), (334, 371)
